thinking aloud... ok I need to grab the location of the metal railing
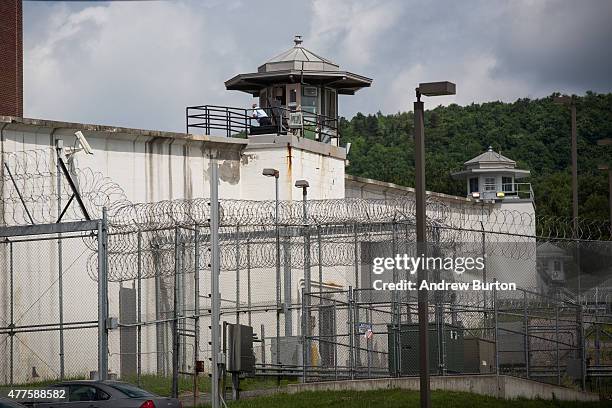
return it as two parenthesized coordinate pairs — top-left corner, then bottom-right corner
(186, 105), (251, 138)
(501, 182), (534, 200)
(186, 104), (340, 142)
(479, 183), (534, 201)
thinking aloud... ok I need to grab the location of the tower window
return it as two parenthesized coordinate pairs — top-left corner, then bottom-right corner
(469, 177), (479, 193)
(502, 176), (513, 192)
(484, 177), (496, 191)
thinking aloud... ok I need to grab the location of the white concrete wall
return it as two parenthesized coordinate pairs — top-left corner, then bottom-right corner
(346, 175), (538, 290)
(241, 135), (346, 201)
(0, 120), (349, 382)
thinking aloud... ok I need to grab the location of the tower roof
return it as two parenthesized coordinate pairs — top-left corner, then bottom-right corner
(451, 146), (530, 179)
(258, 35), (339, 73)
(464, 146), (516, 166)
(225, 35), (372, 96)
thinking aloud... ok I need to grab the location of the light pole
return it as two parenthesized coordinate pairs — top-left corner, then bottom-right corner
(554, 95), (581, 301)
(263, 168), (281, 384)
(553, 95), (579, 231)
(414, 81), (456, 408)
(295, 179), (310, 373)
(597, 139), (612, 233)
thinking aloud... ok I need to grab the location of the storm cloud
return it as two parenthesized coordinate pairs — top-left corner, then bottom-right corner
(23, 0), (612, 132)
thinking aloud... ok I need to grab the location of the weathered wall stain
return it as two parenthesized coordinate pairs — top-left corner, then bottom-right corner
(218, 159), (240, 185)
(183, 144), (193, 200)
(241, 153), (257, 165)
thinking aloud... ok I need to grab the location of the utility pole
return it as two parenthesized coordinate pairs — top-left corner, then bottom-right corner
(554, 95), (580, 300)
(597, 138), (612, 232)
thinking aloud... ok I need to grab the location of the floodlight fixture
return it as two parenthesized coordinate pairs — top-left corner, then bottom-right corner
(417, 81), (456, 97)
(597, 138), (612, 146)
(553, 95), (573, 105)
(295, 180), (309, 189)
(262, 168), (279, 178)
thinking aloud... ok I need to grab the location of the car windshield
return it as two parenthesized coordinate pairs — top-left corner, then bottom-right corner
(107, 383), (154, 398)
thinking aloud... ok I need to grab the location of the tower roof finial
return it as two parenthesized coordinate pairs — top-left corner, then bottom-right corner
(294, 34), (303, 46)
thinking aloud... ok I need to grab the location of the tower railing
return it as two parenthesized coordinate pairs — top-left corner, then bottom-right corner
(501, 182), (534, 200)
(186, 104), (340, 143)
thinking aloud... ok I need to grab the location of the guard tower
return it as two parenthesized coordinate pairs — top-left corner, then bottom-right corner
(221, 35), (372, 144)
(451, 146), (533, 202)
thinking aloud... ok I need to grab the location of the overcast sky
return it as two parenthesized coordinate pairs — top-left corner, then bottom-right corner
(23, 0), (612, 132)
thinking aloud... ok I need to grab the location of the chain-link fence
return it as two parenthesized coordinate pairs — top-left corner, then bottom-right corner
(1, 206), (611, 397)
(0, 148), (611, 397)
(0, 226), (104, 386)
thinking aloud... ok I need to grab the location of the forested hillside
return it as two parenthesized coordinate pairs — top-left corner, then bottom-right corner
(340, 92), (612, 220)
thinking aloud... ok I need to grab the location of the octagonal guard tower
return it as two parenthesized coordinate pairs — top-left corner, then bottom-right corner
(223, 35), (372, 145)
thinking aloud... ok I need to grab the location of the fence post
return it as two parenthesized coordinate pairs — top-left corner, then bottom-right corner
(137, 230), (142, 386)
(261, 324), (266, 367)
(303, 222), (311, 374)
(154, 248), (166, 376)
(235, 225), (240, 324)
(56, 139), (65, 381)
(9, 240), (14, 386)
(353, 224), (359, 289)
(333, 299), (338, 381)
(193, 227), (200, 407)
(391, 222), (399, 376)
(348, 286), (354, 380)
(97, 207), (109, 381)
(283, 235), (292, 336)
(247, 238), (252, 327)
(353, 290), (360, 374)
(367, 307), (372, 378)
(301, 289), (306, 382)
(317, 226), (323, 300)
(440, 302), (446, 376)
(556, 303), (560, 385)
(493, 279), (499, 377)
(171, 227), (180, 398)
(578, 304), (586, 391)
(523, 290), (529, 379)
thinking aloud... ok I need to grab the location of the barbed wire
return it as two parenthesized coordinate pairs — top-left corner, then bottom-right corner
(1, 148), (610, 283)
(1, 149), (130, 225)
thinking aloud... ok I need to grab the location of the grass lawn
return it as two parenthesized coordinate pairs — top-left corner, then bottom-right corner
(122, 374), (297, 397)
(220, 389), (607, 408)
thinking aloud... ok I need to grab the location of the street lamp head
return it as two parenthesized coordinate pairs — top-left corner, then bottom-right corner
(295, 179), (309, 189)
(597, 138), (612, 146)
(262, 168), (279, 178)
(417, 81), (456, 97)
(553, 95), (573, 105)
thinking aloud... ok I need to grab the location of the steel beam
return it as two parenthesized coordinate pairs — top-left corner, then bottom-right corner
(0, 220), (100, 238)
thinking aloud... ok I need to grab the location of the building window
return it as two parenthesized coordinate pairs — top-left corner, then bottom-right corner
(484, 177), (496, 191)
(502, 176), (513, 192)
(553, 260), (561, 272)
(469, 177), (479, 193)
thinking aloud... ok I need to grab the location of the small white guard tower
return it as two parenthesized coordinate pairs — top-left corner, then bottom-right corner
(451, 146), (533, 202)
